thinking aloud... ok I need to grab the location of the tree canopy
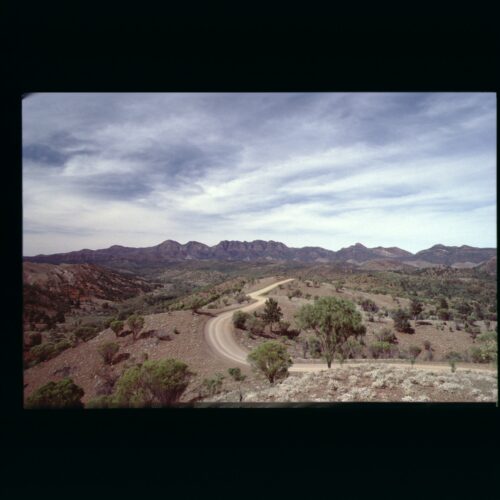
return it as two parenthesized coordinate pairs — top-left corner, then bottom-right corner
(296, 296), (365, 368)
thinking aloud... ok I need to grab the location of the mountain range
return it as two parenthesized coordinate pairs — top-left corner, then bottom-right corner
(24, 240), (497, 269)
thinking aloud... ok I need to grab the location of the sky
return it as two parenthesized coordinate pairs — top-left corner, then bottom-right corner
(23, 92), (496, 256)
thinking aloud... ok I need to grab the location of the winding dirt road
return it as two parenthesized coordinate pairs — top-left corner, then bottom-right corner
(204, 279), (495, 374)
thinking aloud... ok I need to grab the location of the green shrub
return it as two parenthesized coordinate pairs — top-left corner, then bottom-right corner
(369, 341), (393, 359)
(341, 337), (363, 359)
(126, 314), (145, 341)
(109, 320), (124, 337)
(391, 309), (414, 333)
(375, 327), (398, 344)
(228, 367), (246, 382)
(247, 341), (292, 384)
(232, 311), (251, 329)
(74, 326), (99, 342)
(26, 378), (84, 409)
(445, 351), (462, 372)
(29, 339), (72, 365)
(113, 359), (193, 407)
(202, 373), (225, 396)
(97, 342), (120, 365)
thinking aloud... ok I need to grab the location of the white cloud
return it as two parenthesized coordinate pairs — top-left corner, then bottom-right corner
(22, 92), (496, 255)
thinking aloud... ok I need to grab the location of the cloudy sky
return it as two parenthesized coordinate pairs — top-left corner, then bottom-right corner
(23, 92), (496, 256)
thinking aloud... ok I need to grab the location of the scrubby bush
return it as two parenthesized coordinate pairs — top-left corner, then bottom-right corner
(74, 326), (99, 343)
(341, 337), (363, 359)
(445, 351), (462, 372)
(235, 293), (250, 304)
(391, 309), (414, 333)
(408, 345), (422, 366)
(471, 331), (498, 364)
(97, 342), (120, 365)
(246, 316), (265, 336)
(369, 341), (393, 359)
(202, 373), (225, 396)
(113, 359), (193, 407)
(110, 320), (124, 337)
(29, 339), (72, 365)
(228, 367), (246, 382)
(232, 311), (251, 329)
(127, 314), (145, 341)
(375, 328), (398, 344)
(247, 341), (292, 384)
(360, 298), (379, 313)
(26, 378), (84, 409)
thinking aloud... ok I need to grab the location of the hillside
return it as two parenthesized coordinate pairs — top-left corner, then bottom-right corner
(23, 262), (154, 328)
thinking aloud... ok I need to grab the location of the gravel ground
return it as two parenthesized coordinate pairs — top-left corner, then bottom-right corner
(205, 363), (498, 403)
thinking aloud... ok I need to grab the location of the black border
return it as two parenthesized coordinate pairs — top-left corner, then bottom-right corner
(3, 5), (499, 482)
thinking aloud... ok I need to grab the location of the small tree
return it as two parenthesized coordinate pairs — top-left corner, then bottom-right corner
(97, 341), (120, 365)
(391, 309), (414, 333)
(261, 298), (283, 333)
(26, 378), (84, 409)
(247, 341), (292, 384)
(110, 320), (124, 338)
(296, 296), (365, 368)
(445, 351), (462, 373)
(410, 299), (424, 328)
(408, 345), (422, 366)
(127, 314), (145, 341)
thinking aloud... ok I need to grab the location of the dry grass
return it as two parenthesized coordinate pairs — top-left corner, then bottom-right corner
(207, 363), (497, 403)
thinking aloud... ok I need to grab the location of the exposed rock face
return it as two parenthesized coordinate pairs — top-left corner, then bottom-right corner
(24, 240), (496, 268)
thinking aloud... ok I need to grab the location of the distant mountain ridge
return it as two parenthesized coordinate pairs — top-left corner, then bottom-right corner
(24, 239), (497, 269)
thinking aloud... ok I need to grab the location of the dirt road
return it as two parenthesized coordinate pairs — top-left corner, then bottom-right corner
(204, 279), (496, 374)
